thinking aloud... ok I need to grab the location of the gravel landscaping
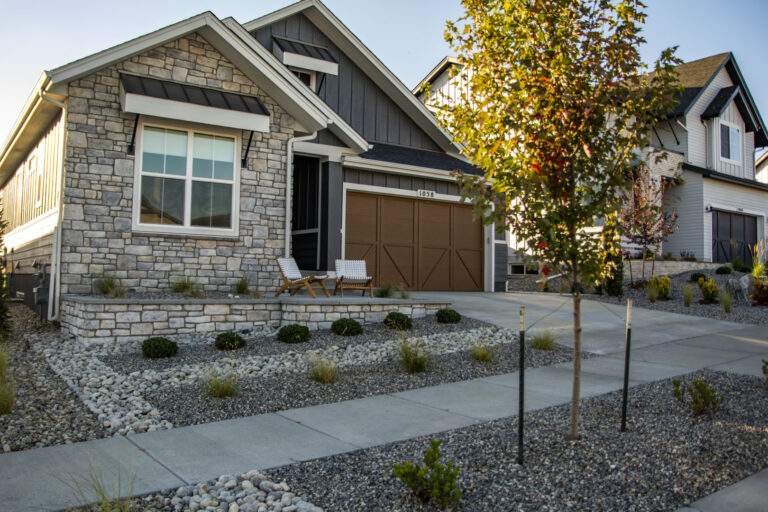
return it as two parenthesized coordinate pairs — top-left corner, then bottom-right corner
(268, 370), (768, 511)
(0, 305), (106, 453)
(589, 269), (768, 324)
(145, 336), (574, 427)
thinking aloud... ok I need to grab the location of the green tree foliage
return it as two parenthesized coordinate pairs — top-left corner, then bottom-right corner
(440, 0), (681, 439)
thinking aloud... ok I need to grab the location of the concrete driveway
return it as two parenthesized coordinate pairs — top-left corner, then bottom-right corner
(413, 292), (747, 355)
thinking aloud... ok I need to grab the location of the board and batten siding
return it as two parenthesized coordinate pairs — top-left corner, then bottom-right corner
(701, 178), (768, 261)
(706, 100), (755, 179)
(662, 170), (705, 260)
(251, 14), (440, 151)
(0, 113), (64, 272)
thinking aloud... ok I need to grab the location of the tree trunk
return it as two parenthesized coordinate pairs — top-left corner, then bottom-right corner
(628, 257), (634, 287)
(641, 247), (647, 282)
(568, 264), (582, 440)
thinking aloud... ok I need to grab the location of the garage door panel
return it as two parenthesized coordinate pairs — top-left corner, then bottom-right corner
(712, 210), (758, 264)
(345, 191), (483, 291)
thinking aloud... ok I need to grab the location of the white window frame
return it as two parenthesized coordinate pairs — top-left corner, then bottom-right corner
(719, 120), (743, 165)
(132, 118), (241, 238)
(290, 68), (317, 92)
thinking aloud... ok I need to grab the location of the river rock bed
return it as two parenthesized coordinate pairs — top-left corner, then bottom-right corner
(268, 370), (768, 511)
(0, 305), (107, 452)
(145, 336), (574, 427)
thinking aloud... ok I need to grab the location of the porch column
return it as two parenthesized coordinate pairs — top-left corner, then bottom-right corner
(323, 161), (344, 270)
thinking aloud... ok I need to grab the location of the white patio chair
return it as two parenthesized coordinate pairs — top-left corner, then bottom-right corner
(334, 259), (374, 297)
(275, 257), (329, 298)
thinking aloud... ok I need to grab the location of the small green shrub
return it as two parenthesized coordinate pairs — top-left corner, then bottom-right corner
(647, 275), (671, 300)
(278, 324), (311, 343)
(698, 277), (719, 304)
(436, 308), (461, 324)
(234, 277), (249, 295)
(721, 291), (732, 313)
(531, 331), (556, 351)
(732, 258), (751, 273)
(646, 284), (659, 303)
(682, 284), (694, 307)
(331, 318), (363, 336)
(400, 340), (430, 373)
(206, 374), (238, 398)
(469, 344), (494, 363)
(375, 283), (408, 299)
(141, 337), (178, 359)
(385, 311), (412, 331)
(215, 331), (246, 351)
(171, 277), (203, 297)
(673, 377), (722, 416)
(689, 272), (706, 283)
(94, 275), (126, 298)
(0, 376), (14, 415)
(392, 439), (462, 510)
(752, 278), (768, 306)
(715, 265), (732, 275)
(762, 359), (768, 382)
(309, 357), (338, 384)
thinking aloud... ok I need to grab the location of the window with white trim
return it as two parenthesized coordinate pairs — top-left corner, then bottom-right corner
(291, 68), (316, 92)
(720, 122), (742, 164)
(135, 122), (239, 236)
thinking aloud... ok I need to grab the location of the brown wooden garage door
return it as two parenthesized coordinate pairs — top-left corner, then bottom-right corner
(344, 191), (484, 291)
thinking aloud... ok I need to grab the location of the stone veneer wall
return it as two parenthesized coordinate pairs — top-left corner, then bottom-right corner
(623, 260), (721, 281)
(60, 296), (451, 345)
(61, 33), (293, 295)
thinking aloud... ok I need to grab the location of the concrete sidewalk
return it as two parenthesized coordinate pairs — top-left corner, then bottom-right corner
(2, 324), (766, 511)
(679, 468), (768, 512)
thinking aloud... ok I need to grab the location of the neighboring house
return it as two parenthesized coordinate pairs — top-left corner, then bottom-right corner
(757, 150), (768, 183)
(0, 0), (506, 322)
(415, 52), (768, 266)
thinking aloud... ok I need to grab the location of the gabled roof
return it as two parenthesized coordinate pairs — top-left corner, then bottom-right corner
(1, 10), (370, 184)
(359, 143), (482, 175)
(669, 52), (731, 117)
(242, 0), (462, 155)
(413, 56), (461, 98)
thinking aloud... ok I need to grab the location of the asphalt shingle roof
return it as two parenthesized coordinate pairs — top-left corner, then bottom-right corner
(360, 143), (483, 176)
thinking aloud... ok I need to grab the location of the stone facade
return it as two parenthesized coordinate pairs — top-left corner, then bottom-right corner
(60, 296), (451, 345)
(623, 260), (721, 282)
(60, 33), (294, 295)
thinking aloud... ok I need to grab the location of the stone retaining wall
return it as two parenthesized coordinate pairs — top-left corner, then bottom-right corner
(623, 260), (721, 282)
(61, 295), (451, 345)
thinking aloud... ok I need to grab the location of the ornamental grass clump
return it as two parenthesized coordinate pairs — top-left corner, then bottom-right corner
(375, 284), (409, 299)
(215, 331), (246, 351)
(141, 337), (178, 359)
(278, 324), (311, 343)
(206, 374), (238, 398)
(385, 311), (412, 331)
(647, 275), (671, 300)
(672, 377), (722, 416)
(682, 284), (694, 307)
(331, 318), (363, 336)
(0, 344), (14, 415)
(308, 357), (338, 384)
(436, 308), (462, 324)
(469, 344), (493, 363)
(171, 277), (203, 298)
(94, 275), (126, 298)
(531, 331), (556, 351)
(721, 291), (733, 313)
(762, 359), (768, 383)
(234, 277), (249, 295)
(400, 339), (430, 373)
(698, 277), (719, 304)
(393, 439), (462, 510)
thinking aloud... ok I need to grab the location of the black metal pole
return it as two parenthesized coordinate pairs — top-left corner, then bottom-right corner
(517, 305), (526, 465)
(620, 299), (633, 432)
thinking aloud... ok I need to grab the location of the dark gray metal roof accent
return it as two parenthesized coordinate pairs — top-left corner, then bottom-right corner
(682, 162), (768, 192)
(120, 74), (269, 116)
(273, 35), (337, 63)
(359, 143), (483, 176)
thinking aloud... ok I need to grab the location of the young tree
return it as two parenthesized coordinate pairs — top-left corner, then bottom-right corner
(619, 161), (679, 282)
(442, 0), (680, 439)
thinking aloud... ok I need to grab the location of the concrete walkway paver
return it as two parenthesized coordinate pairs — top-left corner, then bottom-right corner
(679, 468), (768, 512)
(2, 294), (767, 511)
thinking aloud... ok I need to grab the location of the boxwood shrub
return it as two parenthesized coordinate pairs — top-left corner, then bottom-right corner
(715, 265), (732, 275)
(384, 311), (412, 331)
(278, 324), (311, 343)
(436, 308), (461, 324)
(331, 318), (363, 336)
(215, 331), (246, 351)
(142, 337), (178, 359)
(689, 272), (706, 283)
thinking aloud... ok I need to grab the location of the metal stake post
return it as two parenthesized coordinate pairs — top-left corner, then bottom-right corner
(620, 299), (633, 432)
(517, 305), (526, 465)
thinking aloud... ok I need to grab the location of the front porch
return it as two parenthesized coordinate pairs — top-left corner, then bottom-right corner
(60, 294), (452, 345)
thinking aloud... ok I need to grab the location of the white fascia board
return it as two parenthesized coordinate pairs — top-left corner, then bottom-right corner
(294, 141), (356, 162)
(4, 208), (59, 251)
(242, 0), (460, 153)
(121, 92), (270, 132)
(342, 155), (458, 181)
(282, 52), (338, 75)
(222, 17), (369, 153)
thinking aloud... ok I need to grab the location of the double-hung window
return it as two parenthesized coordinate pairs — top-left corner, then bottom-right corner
(134, 121), (239, 237)
(720, 122), (742, 164)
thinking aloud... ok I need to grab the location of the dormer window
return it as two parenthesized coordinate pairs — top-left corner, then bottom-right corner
(720, 122), (742, 164)
(291, 68), (316, 91)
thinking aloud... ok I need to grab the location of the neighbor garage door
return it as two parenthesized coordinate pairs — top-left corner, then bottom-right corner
(712, 210), (758, 264)
(344, 191), (484, 291)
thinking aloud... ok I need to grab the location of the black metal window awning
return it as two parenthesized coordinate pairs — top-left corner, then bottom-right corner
(272, 36), (337, 64)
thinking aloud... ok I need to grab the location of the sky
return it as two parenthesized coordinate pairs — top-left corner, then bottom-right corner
(1, 0), (766, 148)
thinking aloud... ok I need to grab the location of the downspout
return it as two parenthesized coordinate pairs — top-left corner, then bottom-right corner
(285, 131), (318, 257)
(39, 89), (66, 320)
